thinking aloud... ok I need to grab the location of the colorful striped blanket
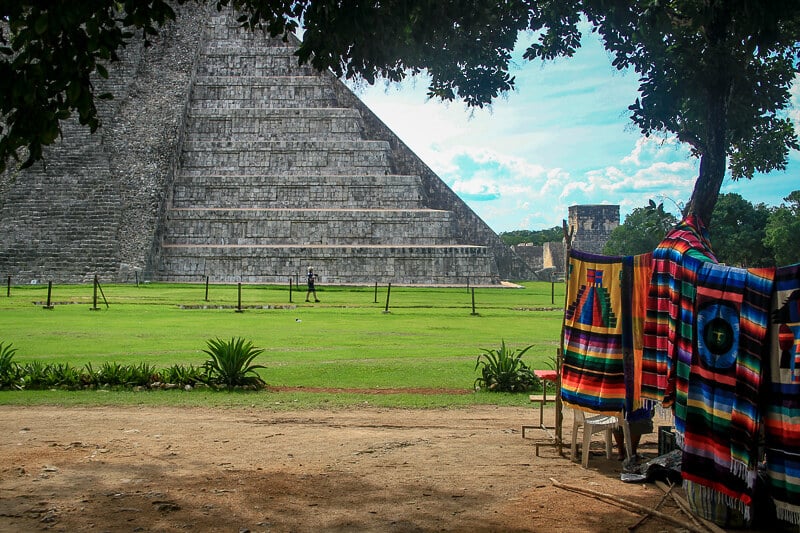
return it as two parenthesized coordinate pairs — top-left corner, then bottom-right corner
(641, 215), (717, 407)
(562, 250), (654, 416)
(621, 253), (654, 415)
(765, 264), (800, 525)
(680, 262), (774, 522)
(561, 250), (626, 413)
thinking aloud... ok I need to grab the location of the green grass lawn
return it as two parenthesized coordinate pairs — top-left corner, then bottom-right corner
(0, 281), (565, 408)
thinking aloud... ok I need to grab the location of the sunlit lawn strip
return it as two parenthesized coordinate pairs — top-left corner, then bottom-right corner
(0, 282), (564, 407)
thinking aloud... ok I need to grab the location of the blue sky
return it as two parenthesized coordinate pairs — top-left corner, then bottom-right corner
(346, 31), (800, 234)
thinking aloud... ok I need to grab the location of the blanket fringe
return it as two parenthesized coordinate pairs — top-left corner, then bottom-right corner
(775, 501), (800, 526)
(730, 459), (756, 489)
(683, 479), (751, 523)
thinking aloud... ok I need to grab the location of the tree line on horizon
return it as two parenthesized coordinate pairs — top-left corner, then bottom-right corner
(501, 191), (800, 268)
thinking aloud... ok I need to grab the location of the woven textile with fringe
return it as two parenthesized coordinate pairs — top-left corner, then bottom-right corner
(641, 215), (717, 407)
(765, 263), (800, 525)
(679, 262), (774, 522)
(621, 253), (654, 416)
(561, 250), (626, 413)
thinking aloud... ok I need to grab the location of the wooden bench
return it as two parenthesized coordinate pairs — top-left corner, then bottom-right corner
(521, 392), (553, 438)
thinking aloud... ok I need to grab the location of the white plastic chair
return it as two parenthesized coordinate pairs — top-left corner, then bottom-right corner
(570, 409), (621, 468)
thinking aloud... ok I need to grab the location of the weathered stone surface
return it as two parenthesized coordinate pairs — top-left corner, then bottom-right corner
(0, 6), (533, 285)
(568, 205), (620, 255)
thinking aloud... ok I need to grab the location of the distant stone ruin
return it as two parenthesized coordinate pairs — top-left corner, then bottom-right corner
(511, 204), (619, 278)
(0, 6), (533, 286)
(567, 204), (619, 255)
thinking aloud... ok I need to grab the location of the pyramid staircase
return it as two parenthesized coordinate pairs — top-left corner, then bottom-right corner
(154, 10), (503, 285)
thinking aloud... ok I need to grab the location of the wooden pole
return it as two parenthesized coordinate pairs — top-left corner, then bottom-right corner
(383, 282), (391, 313)
(554, 219), (575, 455)
(96, 276), (109, 308)
(43, 281), (54, 310)
(655, 481), (725, 533)
(549, 478), (706, 533)
(90, 275), (99, 311)
(628, 484), (672, 531)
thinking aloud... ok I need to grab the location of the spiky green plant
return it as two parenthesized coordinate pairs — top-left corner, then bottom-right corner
(49, 363), (82, 389)
(128, 362), (158, 387)
(97, 361), (128, 387)
(0, 342), (23, 390)
(202, 337), (266, 390)
(473, 340), (538, 393)
(82, 362), (100, 388)
(22, 360), (48, 389)
(160, 364), (206, 387)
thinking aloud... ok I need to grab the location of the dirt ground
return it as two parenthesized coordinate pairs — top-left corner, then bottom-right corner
(0, 404), (697, 532)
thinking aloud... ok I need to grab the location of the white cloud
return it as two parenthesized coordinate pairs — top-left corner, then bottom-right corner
(348, 46), (799, 233)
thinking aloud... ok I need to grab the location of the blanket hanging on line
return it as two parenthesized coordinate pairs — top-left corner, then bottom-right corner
(679, 262), (774, 522)
(621, 253), (654, 415)
(641, 215), (717, 407)
(765, 263), (800, 525)
(562, 250), (654, 415)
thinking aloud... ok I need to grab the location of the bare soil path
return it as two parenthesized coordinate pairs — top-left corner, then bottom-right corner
(0, 405), (686, 532)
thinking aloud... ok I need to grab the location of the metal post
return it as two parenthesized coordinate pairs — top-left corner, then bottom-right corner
(235, 282), (243, 313)
(90, 275), (99, 311)
(205, 276), (209, 302)
(135, 270), (139, 288)
(383, 282), (391, 314)
(289, 277), (293, 303)
(551, 280), (555, 305)
(374, 281), (378, 304)
(470, 287), (477, 315)
(43, 281), (54, 310)
(6, 275), (10, 297)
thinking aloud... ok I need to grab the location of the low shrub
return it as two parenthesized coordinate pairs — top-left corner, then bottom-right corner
(202, 337), (266, 390)
(473, 340), (539, 393)
(0, 342), (23, 390)
(159, 364), (207, 387)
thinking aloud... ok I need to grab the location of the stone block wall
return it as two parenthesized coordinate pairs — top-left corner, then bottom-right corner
(0, 5), (207, 284)
(568, 204), (619, 255)
(511, 244), (544, 271)
(543, 242), (566, 274)
(0, 6), (531, 285)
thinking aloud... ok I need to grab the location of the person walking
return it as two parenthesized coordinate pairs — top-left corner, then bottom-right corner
(306, 267), (320, 302)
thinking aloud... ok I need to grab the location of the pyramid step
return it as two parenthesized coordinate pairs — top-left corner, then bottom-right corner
(203, 43), (299, 56)
(191, 76), (337, 108)
(155, 244), (499, 285)
(172, 174), (425, 209)
(180, 140), (392, 176)
(185, 108), (363, 142)
(162, 208), (456, 245)
(198, 50), (317, 77)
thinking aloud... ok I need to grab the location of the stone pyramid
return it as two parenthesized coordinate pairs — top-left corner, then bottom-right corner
(0, 6), (531, 285)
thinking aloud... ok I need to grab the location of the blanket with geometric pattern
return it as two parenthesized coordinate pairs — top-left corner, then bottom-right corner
(679, 262), (774, 522)
(765, 263), (800, 525)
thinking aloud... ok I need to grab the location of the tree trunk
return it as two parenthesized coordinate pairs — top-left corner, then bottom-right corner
(683, 7), (732, 228)
(684, 82), (730, 227)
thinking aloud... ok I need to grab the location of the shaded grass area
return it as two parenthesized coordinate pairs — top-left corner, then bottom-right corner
(0, 281), (564, 408)
(0, 388), (532, 409)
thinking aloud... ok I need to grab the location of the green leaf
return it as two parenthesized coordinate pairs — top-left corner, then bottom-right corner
(34, 15), (48, 35)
